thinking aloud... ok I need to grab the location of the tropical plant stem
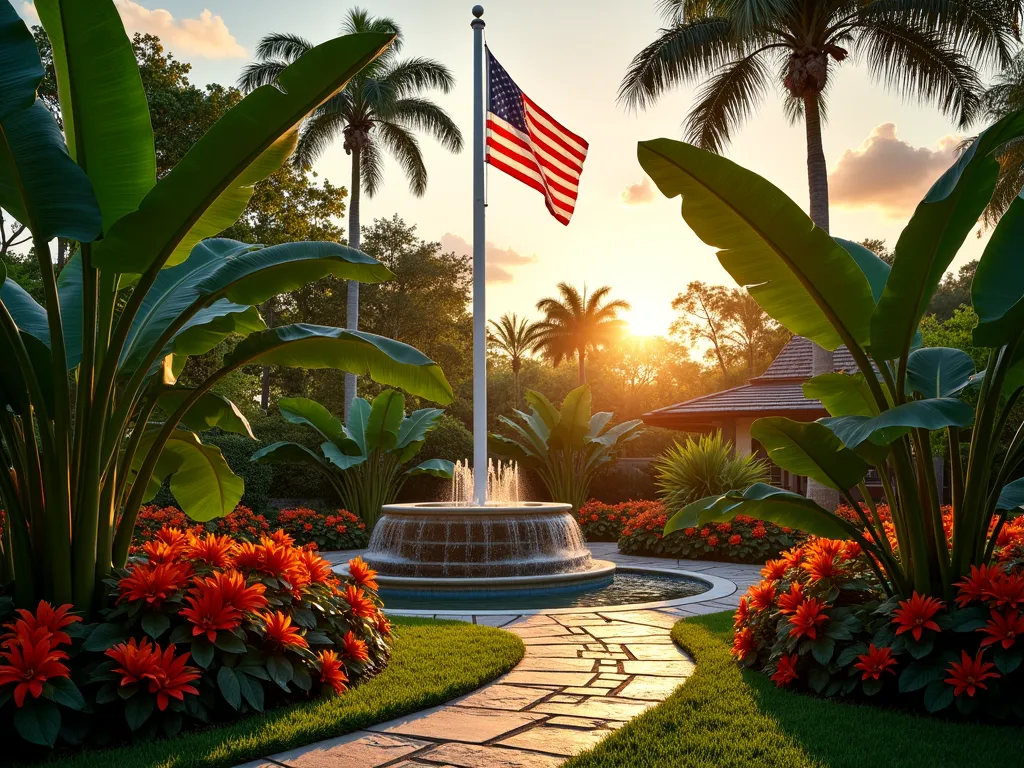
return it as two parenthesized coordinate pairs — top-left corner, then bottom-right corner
(948, 426), (965, 521)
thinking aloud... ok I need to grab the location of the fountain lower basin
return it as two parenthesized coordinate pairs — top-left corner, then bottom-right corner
(364, 501), (615, 592)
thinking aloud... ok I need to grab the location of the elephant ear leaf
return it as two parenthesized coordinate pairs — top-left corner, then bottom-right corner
(637, 138), (876, 351)
(279, 396), (348, 447)
(525, 389), (559, 430)
(366, 390), (405, 452)
(905, 347), (976, 399)
(407, 459), (455, 478)
(156, 388), (254, 438)
(551, 385), (592, 450)
(996, 478), (1024, 511)
(972, 191), (1024, 347)
(0, 4), (100, 242)
(871, 112), (1024, 359)
(803, 373), (880, 417)
(751, 418), (867, 492)
(397, 408), (444, 449)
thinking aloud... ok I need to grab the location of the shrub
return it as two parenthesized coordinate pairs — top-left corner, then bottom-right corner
(275, 508), (368, 551)
(252, 415), (336, 501)
(587, 462), (658, 504)
(0, 530), (390, 751)
(733, 517), (1024, 719)
(618, 502), (801, 563)
(577, 500), (653, 542)
(202, 432), (274, 513)
(655, 433), (769, 516)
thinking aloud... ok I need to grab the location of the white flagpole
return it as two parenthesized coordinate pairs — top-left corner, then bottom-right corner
(471, 5), (487, 504)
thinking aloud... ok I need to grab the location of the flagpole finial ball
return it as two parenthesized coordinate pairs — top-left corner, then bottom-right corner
(472, 5), (484, 18)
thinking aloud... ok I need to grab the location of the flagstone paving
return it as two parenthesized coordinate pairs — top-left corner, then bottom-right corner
(239, 546), (759, 767)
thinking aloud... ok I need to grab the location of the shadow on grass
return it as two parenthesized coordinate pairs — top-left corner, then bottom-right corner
(566, 611), (1024, 768)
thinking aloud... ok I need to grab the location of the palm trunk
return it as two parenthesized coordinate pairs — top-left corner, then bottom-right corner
(803, 94), (829, 233)
(803, 93), (839, 509)
(344, 146), (361, 420)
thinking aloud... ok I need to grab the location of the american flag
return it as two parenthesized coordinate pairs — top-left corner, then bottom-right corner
(486, 48), (589, 225)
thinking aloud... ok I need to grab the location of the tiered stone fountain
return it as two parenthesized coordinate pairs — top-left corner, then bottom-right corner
(364, 461), (615, 594)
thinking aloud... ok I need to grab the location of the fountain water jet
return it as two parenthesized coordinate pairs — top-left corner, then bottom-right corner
(364, 459), (615, 592)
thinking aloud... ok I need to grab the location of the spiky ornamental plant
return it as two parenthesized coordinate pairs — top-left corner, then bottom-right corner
(252, 392), (454, 529)
(640, 110), (1024, 600)
(655, 433), (769, 515)
(0, 1), (451, 614)
(490, 385), (643, 511)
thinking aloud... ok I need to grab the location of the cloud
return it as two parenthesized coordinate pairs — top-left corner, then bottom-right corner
(830, 123), (959, 217)
(114, 1), (245, 59)
(440, 233), (538, 284)
(621, 177), (656, 205)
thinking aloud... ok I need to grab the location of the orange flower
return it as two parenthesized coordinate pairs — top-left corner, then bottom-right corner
(979, 609), (1024, 650)
(854, 644), (897, 680)
(118, 562), (191, 606)
(0, 625), (70, 707)
(955, 564), (999, 608)
(211, 570), (268, 613)
(375, 612), (392, 637)
(348, 556), (378, 591)
(180, 578), (244, 642)
(339, 630), (370, 663)
(801, 550), (839, 581)
(186, 533), (236, 568)
(1, 601), (80, 648)
(789, 598), (828, 640)
(809, 539), (844, 560)
(841, 541), (862, 561)
(316, 649), (349, 695)
(771, 653), (798, 687)
(149, 644), (201, 710)
(984, 573), (1024, 610)
(236, 538), (302, 583)
(269, 529), (296, 547)
(761, 559), (789, 581)
(298, 549), (334, 585)
(154, 526), (189, 548)
(777, 582), (805, 615)
(945, 650), (999, 697)
(782, 545), (806, 569)
(892, 592), (943, 642)
(259, 610), (308, 649)
(748, 581), (776, 612)
(732, 628), (756, 661)
(343, 585), (378, 618)
(142, 539), (183, 565)
(734, 596), (750, 628)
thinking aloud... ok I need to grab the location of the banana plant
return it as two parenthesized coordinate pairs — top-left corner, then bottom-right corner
(0, 1), (453, 613)
(490, 384), (643, 511)
(640, 110), (1024, 599)
(252, 391), (453, 529)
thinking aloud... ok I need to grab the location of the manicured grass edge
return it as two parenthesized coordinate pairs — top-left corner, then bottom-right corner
(566, 612), (1024, 768)
(37, 618), (524, 768)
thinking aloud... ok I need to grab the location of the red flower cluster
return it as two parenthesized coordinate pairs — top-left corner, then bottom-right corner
(0, 602), (79, 707)
(577, 500), (664, 542)
(106, 638), (201, 710)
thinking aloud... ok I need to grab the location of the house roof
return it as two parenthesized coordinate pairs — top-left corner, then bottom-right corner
(643, 337), (853, 429)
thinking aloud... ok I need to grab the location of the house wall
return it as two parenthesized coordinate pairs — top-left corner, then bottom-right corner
(734, 417), (754, 457)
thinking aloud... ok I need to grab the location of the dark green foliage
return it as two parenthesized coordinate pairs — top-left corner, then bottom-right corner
(398, 414), (472, 501)
(251, 415), (336, 502)
(202, 432), (273, 512)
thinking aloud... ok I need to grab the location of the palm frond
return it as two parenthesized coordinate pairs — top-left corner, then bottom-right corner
(720, 0), (800, 37)
(342, 6), (403, 61)
(375, 121), (427, 196)
(360, 137), (384, 197)
(856, 19), (982, 128)
(684, 49), (772, 152)
(237, 59), (288, 93)
(390, 98), (464, 153)
(254, 32), (313, 63)
(381, 57), (457, 97)
(618, 17), (736, 111)
(292, 110), (347, 170)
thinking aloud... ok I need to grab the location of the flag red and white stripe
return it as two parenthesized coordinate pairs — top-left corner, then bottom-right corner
(485, 49), (588, 225)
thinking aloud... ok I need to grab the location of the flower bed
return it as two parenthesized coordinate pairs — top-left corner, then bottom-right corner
(616, 500), (803, 563)
(576, 500), (658, 542)
(0, 528), (389, 753)
(131, 505), (368, 556)
(732, 516), (1024, 720)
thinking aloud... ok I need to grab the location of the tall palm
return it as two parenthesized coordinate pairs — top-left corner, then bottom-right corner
(239, 8), (463, 415)
(974, 50), (1024, 227)
(620, 0), (1013, 231)
(488, 313), (543, 406)
(535, 284), (630, 385)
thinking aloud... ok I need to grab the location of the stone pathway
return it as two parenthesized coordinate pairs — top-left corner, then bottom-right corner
(238, 547), (760, 767)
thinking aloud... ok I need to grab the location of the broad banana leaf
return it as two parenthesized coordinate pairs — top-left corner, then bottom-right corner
(996, 478), (1024, 511)
(252, 441), (333, 471)
(499, 414), (548, 456)
(823, 398), (975, 449)
(322, 442), (367, 470)
(587, 412), (614, 439)
(366, 390), (404, 452)
(279, 396), (350, 449)
(156, 389), (254, 438)
(751, 418), (867, 491)
(871, 112), (1024, 359)
(551, 385), (591, 450)
(396, 408), (444, 449)
(222, 325), (453, 405)
(638, 138), (876, 351)
(525, 389), (559, 429)
(36, 0), (155, 231)
(803, 373), (880, 418)
(345, 398), (371, 455)
(972, 191), (1024, 347)
(664, 483), (862, 541)
(0, 273), (49, 346)
(905, 347), (976, 398)
(591, 419), (643, 447)
(835, 238), (891, 303)
(407, 459), (455, 478)
(489, 434), (535, 466)
(94, 32), (394, 274)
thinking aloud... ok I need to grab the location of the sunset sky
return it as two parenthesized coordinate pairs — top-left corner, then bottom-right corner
(20, 0), (994, 338)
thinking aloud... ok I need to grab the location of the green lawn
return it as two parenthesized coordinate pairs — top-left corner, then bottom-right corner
(567, 612), (1024, 768)
(36, 617), (523, 768)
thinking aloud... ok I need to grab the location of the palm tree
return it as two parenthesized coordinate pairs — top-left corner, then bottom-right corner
(488, 313), (543, 406)
(974, 50), (1024, 227)
(619, 1), (1013, 232)
(535, 284), (630, 385)
(239, 8), (463, 415)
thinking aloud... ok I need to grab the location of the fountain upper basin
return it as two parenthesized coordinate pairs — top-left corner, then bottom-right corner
(365, 501), (613, 583)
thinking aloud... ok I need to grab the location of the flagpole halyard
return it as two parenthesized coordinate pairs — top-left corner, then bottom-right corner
(471, 5), (488, 504)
